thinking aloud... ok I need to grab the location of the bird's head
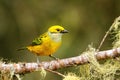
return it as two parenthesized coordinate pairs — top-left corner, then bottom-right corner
(48, 25), (68, 42)
(48, 25), (68, 34)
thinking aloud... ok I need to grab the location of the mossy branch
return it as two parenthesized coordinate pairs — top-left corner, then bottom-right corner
(0, 47), (120, 74)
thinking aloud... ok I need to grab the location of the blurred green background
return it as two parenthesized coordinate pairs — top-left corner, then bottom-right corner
(0, 0), (120, 80)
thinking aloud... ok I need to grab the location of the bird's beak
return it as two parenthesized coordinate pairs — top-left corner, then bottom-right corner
(60, 29), (68, 33)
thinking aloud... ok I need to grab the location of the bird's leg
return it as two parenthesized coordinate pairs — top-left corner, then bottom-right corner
(49, 55), (59, 60)
(36, 56), (40, 63)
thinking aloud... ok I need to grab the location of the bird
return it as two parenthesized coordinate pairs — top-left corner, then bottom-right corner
(18, 25), (68, 62)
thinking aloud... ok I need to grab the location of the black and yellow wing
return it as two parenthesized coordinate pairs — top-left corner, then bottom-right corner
(31, 32), (48, 46)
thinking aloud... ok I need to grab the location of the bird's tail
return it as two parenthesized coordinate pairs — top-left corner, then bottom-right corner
(17, 47), (27, 51)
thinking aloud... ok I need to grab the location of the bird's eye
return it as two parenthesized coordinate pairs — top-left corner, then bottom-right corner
(56, 29), (60, 31)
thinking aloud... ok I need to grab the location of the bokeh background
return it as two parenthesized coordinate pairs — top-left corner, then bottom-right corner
(0, 0), (120, 80)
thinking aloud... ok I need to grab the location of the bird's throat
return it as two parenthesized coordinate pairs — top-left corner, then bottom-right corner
(48, 32), (62, 42)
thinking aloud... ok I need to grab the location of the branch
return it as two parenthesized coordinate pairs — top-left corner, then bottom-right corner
(0, 48), (120, 74)
(97, 16), (120, 50)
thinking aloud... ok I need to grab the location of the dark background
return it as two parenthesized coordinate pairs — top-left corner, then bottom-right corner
(0, 0), (119, 80)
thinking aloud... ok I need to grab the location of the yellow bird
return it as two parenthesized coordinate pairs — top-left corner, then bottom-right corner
(18, 25), (68, 60)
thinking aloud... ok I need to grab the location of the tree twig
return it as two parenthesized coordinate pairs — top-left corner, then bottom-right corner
(97, 16), (120, 51)
(45, 69), (65, 77)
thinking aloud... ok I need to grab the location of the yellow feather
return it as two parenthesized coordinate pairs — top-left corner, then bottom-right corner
(27, 36), (61, 56)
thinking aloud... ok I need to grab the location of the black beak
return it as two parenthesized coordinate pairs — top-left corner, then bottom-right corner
(61, 29), (68, 33)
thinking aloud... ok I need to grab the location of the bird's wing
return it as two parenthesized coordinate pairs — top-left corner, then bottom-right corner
(31, 32), (47, 46)
(31, 37), (42, 46)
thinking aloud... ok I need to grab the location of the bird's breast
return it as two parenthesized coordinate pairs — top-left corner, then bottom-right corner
(27, 39), (61, 56)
